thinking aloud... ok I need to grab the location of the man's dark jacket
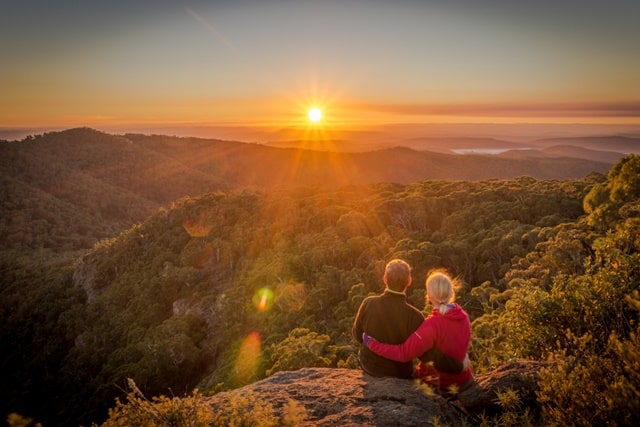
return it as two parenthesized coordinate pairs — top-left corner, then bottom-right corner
(352, 290), (424, 378)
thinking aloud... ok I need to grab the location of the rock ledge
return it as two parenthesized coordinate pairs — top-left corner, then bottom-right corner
(208, 360), (549, 426)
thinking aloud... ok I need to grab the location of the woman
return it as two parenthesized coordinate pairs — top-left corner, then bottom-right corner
(364, 269), (473, 392)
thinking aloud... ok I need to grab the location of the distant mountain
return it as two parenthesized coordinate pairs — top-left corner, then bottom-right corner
(497, 145), (626, 164)
(264, 127), (390, 152)
(396, 137), (531, 154)
(263, 135), (531, 154)
(2, 128), (614, 192)
(263, 133), (640, 158)
(539, 145), (626, 163)
(532, 135), (640, 153)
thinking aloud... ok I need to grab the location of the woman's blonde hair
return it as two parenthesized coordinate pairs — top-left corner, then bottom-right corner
(425, 269), (460, 314)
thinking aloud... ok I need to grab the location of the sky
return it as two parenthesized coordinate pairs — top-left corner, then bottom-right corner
(2, 0), (640, 141)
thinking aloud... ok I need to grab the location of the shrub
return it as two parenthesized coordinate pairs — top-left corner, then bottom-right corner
(537, 328), (640, 427)
(98, 378), (307, 427)
(98, 378), (213, 427)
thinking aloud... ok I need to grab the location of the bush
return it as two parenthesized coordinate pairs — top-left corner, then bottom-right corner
(266, 328), (335, 376)
(98, 378), (213, 427)
(98, 378), (307, 427)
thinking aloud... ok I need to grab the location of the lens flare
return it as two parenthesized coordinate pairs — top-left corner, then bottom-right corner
(234, 332), (261, 385)
(274, 281), (306, 312)
(252, 287), (274, 311)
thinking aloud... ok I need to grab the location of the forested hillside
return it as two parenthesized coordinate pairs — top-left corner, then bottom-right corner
(1, 129), (639, 426)
(0, 128), (616, 253)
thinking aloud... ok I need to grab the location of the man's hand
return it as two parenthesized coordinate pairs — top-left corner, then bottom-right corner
(362, 332), (372, 346)
(419, 347), (464, 373)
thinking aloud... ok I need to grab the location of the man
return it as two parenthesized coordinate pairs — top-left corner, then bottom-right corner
(352, 259), (462, 378)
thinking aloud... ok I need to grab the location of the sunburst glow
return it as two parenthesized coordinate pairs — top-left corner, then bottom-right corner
(308, 107), (323, 123)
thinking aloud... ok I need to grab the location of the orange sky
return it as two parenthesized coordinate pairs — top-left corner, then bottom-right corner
(1, 1), (639, 141)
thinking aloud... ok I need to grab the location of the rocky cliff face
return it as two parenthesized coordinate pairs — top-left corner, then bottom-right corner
(207, 360), (550, 426)
(72, 257), (99, 303)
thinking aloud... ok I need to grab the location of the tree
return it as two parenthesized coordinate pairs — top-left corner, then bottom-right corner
(266, 328), (336, 376)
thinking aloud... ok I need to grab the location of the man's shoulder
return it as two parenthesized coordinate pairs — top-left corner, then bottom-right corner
(362, 293), (422, 313)
(361, 293), (382, 302)
(383, 292), (422, 311)
(359, 292), (385, 305)
(405, 301), (425, 319)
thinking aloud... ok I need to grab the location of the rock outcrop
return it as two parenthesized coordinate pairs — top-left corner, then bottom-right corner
(207, 360), (550, 426)
(72, 257), (99, 302)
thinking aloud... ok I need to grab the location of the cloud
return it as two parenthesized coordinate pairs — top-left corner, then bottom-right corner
(352, 101), (640, 119)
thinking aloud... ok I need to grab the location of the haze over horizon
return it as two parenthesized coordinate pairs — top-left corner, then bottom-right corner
(2, 1), (640, 142)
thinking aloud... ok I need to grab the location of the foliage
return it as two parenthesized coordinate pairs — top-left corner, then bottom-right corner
(477, 388), (536, 427)
(6, 413), (43, 427)
(584, 154), (640, 231)
(206, 391), (306, 427)
(471, 155), (640, 424)
(98, 379), (213, 427)
(537, 324), (640, 426)
(98, 378), (307, 427)
(0, 252), (85, 424)
(266, 328), (337, 376)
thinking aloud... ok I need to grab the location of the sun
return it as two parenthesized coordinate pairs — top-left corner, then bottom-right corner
(308, 107), (323, 123)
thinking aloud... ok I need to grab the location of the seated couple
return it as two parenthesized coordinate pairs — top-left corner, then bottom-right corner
(352, 259), (473, 393)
